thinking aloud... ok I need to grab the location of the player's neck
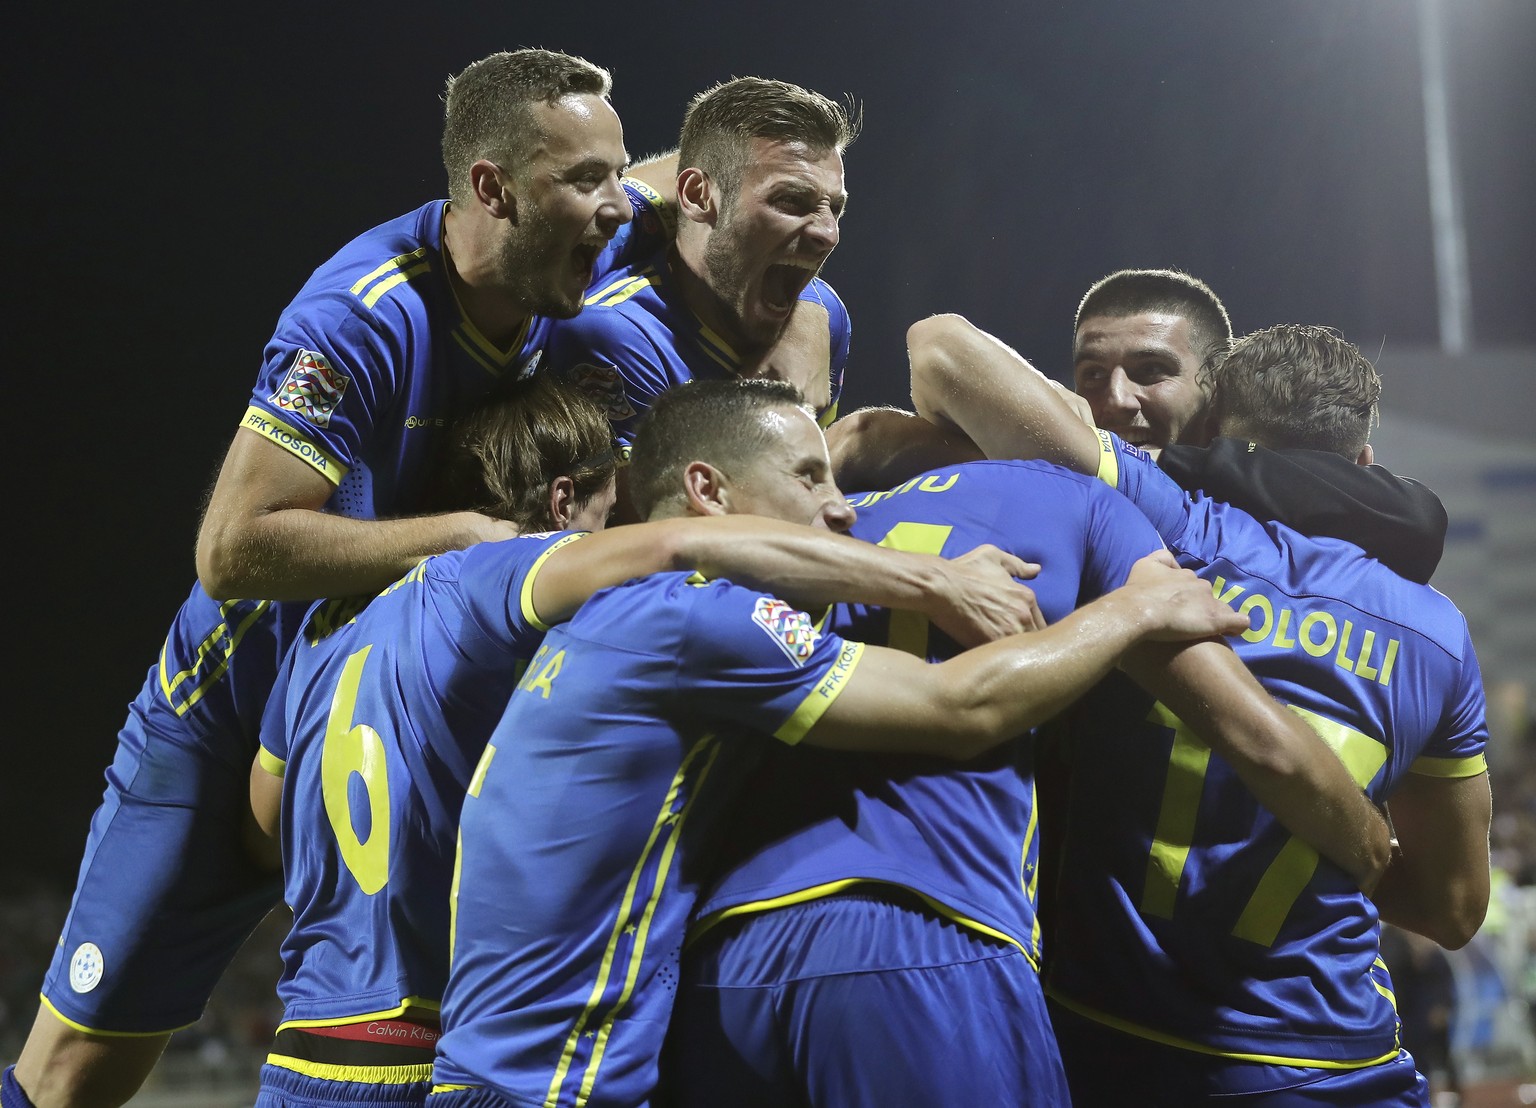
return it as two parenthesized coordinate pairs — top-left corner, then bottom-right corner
(669, 243), (752, 357)
(442, 204), (532, 347)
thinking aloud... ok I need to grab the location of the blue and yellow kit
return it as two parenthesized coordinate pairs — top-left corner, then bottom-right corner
(254, 532), (580, 1104)
(40, 185), (668, 1037)
(667, 460), (1164, 1107)
(540, 248), (850, 457)
(1046, 435), (1488, 1084)
(431, 573), (864, 1108)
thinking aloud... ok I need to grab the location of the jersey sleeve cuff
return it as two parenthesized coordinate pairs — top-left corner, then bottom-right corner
(240, 406), (347, 487)
(774, 641), (865, 746)
(1408, 752), (1488, 778)
(519, 532), (590, 630)
(257, 745), (287, 778)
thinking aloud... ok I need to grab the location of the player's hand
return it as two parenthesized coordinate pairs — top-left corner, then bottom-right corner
(1122, 550), (1250, 641)
(447, 511), (523, 549)
(928, 544), (1045, 646)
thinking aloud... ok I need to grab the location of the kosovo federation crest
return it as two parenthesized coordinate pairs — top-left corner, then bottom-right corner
(751, 597), (820, 666)
(272, 349), (350, 426)
(569, 362), (637, 421)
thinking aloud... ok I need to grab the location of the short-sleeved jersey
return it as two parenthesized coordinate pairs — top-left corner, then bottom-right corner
(433, 573), (865, 1107)
(241, 182), (668, 514)
(540, 248), (851, 458)
(156, 185), (668, 776)
(258, 531), (581, 1031)
(691, 460), (1165, 964)
(1047, 433), (1490, 1065)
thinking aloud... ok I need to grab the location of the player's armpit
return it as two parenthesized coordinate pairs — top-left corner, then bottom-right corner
(908, 313), (1102, 472)
(1371, 772), (1491, 949)
(1119, 639), (1394, 891)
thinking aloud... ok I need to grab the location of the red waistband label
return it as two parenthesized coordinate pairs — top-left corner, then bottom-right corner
(302, 1017), (441, 1047)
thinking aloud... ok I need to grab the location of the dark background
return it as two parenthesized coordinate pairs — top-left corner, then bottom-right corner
(7, 0), (1533, 888)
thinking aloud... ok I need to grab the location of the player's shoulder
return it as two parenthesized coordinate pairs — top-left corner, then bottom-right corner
(285, 201), (444, 326)
(576, 252), (671, 325)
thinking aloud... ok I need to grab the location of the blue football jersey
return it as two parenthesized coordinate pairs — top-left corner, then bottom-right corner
(540, 248), (851, 458)
(1047, 434), (1489, 1065)
(433, 573), (865, 1107)
(691, 460), (1165, 964)
(258, 531), (581, 1033)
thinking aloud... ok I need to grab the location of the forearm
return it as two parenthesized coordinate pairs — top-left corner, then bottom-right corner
(1122, 641), (1393, 889)
(200, 508), (514, 600)
(1369, 774), (1491, 948)
(934, 590), (1156, 752)
(908, 314), (1100, 471)
(681, 515), (949, 613)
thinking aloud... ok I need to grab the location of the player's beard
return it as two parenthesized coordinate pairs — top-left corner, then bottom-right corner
(702, 225), (790, 357)
(497, 201), (589, 320)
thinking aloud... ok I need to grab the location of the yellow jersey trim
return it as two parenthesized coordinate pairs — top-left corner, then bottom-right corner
(159, 599), (274, 718)
(40, 994), (195, 1037)
(1045, 990), (1402, 1069)
(240, 406), (347, 487)
(520, 532), (589, 630)
(621, 175), (676, 236)
(1409, 753), (1488, 779)
(547, 735), (722, 1107)
(350, 246), (431, 309)
(1093, 428), (1119, 488)
(276, 997), (440, 1033)
(258, 746), (286, 778)
(265, 1054), (433, 1085)
(774, 642), (865, 745)
(430, 1085), (474, 1095)
(817, 401), (839, 428)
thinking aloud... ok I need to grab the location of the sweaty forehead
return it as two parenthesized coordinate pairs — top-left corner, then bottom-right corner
(1074, 312), (1197, 364)
(743, 139), (845, 189)
(529, 94), (625, 162)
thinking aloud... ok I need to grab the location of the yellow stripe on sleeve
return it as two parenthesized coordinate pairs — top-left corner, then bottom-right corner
(258, 746), (286, 778)
(519, 532), (589, 630)
(1094, 428), (1119, 488)
(1409, 753), (1488, 778)
(239, 406), (347, 486)
(774, 642), (865, 745)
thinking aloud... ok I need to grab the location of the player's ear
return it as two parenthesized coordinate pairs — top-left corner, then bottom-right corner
(1356, 443), (1374, 467)
(676, 167), (716, 226)
(470, 159), (517, 222)
(547, 476), (577, 528)
(681, 461), (731, 516)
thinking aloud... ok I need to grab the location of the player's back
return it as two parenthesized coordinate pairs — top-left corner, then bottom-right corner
(261, 532), (580, 1028)
(1047, 443), (1488, 1065)
(436, 570), (865, 1107)
(693, 459), (1164, 958)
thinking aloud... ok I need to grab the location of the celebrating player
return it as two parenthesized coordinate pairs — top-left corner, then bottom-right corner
(427, 378), (1322, 1108)
(6, 48), (676, 1108)
(911, 313), (1491, 1105)
(542, 76), (856, 517)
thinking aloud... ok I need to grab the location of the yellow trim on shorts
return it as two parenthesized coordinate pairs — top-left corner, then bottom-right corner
(688, 878), (1039, 968)
(40, 994), (194, 1037)
(276, 997), (440, 1033)
(266, 1053), (432, 1085)
(1045, 990), (1402, 1069)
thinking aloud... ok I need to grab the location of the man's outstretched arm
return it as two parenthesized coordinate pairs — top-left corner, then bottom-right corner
(908, 313), (1103, 471)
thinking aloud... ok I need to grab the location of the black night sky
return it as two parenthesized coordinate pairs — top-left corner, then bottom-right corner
(7, 1), (1534, 889)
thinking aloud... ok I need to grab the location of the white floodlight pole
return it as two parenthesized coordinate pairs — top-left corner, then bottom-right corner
(1418, 0), (1473, 354)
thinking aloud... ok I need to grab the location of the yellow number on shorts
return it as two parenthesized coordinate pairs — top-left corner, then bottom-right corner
(1140, 703), (1386, 945)
(874, 522), (954, 656)
(320, 645), (391, 895)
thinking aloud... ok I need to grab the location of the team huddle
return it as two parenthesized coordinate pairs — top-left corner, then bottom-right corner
(6, 46), (1493, 1108)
